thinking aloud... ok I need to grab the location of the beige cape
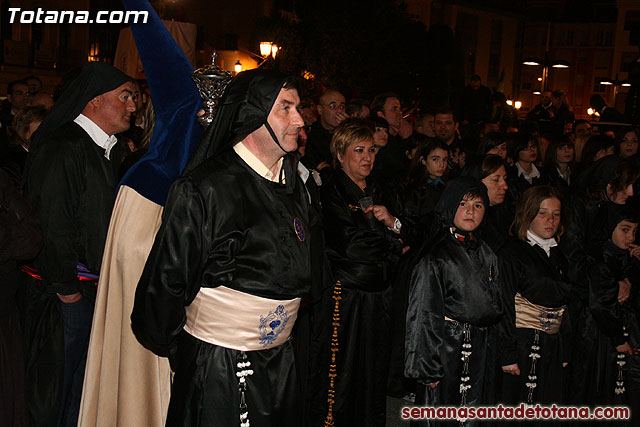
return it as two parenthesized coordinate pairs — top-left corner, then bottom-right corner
(78, 186), (171, 427)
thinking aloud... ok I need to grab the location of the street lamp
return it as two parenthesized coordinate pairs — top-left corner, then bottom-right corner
(522, 23), (570, 91)
(260, 42), (273, 57)
(598, 75), (632, 109)
(260, 42), (279, 59)
(234, 61), (242, 73)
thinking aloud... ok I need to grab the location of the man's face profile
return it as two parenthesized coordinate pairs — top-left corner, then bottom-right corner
(266, 87), (304, 153)
(381, 97), (402, 129)
(93, 81), (137, 135)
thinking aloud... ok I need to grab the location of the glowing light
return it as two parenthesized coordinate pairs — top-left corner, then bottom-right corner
(271, 45), (279, 59)
(537, 77), (543, 82)
(587, 108), (594, 116)
(506, 100), (513, 106)
(522, 57), (542, 66)
(514, 101), (522, 110)
(260, 42), (273, 57)
(234, 60), (242, 73)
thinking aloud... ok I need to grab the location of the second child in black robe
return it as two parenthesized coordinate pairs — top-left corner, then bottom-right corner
(497, 238), (572, 405)
(585, 206), (640, 423)
(405, 177), (503, 425)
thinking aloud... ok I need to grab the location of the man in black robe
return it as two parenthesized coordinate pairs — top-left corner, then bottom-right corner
(23, 62), (135, 427)
(132, 69), (311, 427)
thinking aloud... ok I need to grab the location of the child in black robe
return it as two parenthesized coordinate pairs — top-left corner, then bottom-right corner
(497, 185), (572, 408)
(405, 177), (503, 425)
(587, 205), (640, 423)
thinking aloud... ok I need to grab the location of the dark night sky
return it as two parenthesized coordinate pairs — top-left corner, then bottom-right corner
(451, 0), (618, 22)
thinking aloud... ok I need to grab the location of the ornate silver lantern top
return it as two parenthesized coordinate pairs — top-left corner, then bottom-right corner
(191, 51), (233, 127)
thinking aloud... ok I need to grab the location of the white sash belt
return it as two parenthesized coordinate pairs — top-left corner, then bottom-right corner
(184, 286), (300, 351)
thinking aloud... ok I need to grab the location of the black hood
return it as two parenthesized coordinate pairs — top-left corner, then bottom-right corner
(185, 69), (291, 172)
(603, 203), (639, 241)
(434, 176), (490, 228)
(183, 69), (300, 193)
(30, 61), (133, 153)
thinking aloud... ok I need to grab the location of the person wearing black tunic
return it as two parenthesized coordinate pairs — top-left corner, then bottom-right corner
(506, 133), (546, 209)
(543, 134), (575, 194)
(405, 177), (503, 425)
(316, 118), (404, 426)
(131, 70), (311, 427)
(497, 186), (572, 408)
(23, 62), (134, 427)
(401, 139), (450, 219)
(0, 169), (42, 427)
(562, 157), (640, 408)
(587, 205), (640, 423)
(463, 154), (511, 253)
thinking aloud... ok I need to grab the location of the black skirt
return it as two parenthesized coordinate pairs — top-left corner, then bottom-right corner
(167, 331), (301, 427)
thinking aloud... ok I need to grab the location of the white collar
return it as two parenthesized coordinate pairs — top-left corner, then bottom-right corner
(233, 142), (284, 183)
(297, 162), (310, 183)
(516, 162), (540, 184)
(556, 166), (570, 184)
(73, 114), (118, 160)
(526, 229), (557, 257)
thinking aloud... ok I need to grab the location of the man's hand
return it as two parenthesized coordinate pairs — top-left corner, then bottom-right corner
(501, 364), (520, 375)
(57, 292), (82, 304)
(335, 111), (348, 125)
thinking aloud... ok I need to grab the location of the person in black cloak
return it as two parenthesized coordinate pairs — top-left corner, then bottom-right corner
(405, 177), (503, 426)
(0, 168), (42, 427)
(561, 156), (640, 409)
(586, 204), (640, 423)
(497, 186), (572, 409)
(131, 69), (311, 427)
(311, 118), (405, 427)
(461, 154), (512, 253)
(22, 61), (135, 427)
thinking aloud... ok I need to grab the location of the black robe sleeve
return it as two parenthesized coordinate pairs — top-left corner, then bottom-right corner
(27, 138), (86, 295)
(321, 183), (402, 289)
(496, 249), (520, 366)
(0, 170), (42, 263)
(589, 260), (627, 346)
(131, 177), (211, 358)
(404, 254), (445, 383)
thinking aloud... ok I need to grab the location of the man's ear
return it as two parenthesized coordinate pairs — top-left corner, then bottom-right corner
(88, 95), (102, 108)
(376, 110), (384, 118)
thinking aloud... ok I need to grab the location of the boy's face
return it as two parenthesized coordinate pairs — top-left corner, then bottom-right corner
(612, 220), (638, 250)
